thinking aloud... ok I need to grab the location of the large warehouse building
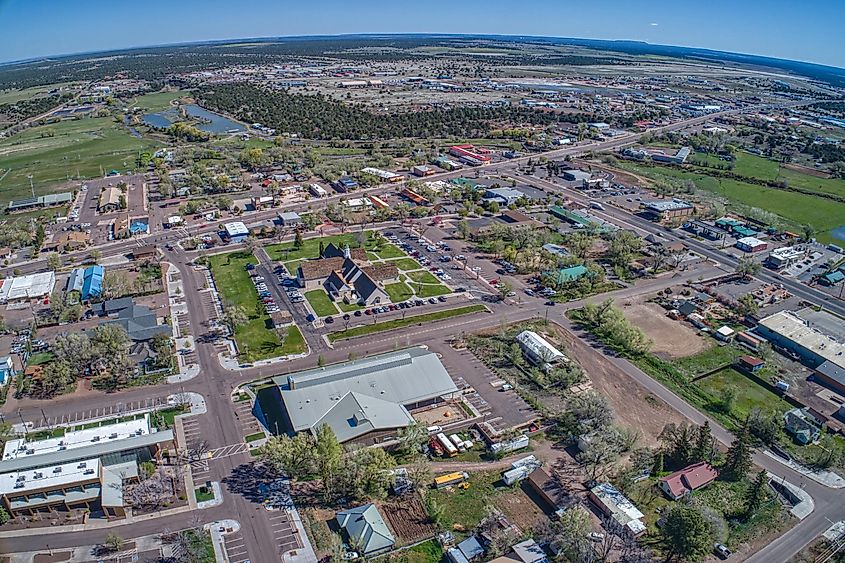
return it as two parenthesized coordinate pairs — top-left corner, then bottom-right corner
(0, 271), (56, 303)
(254, 348), (459, 445)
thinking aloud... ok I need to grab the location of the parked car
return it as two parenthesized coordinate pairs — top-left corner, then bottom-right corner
(324, 316), (334, 324)
(306, 313), (316, 322)
(714, 544), (732, 559)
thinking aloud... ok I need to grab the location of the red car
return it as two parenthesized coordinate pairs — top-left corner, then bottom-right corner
(489, 278), (499, 285)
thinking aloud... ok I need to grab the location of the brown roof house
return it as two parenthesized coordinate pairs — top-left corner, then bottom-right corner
(659, 462), (718, 500)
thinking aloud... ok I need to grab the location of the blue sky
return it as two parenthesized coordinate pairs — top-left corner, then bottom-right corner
(1, 0), (844, 68)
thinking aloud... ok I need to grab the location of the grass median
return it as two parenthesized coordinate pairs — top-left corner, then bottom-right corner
(327, 304), (488, 342)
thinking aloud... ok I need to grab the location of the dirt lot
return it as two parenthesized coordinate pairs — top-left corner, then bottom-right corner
(620, 300), (711, 359)
(412, 403), (468, 427)
(555, 321), (686, 447)
(381, 495), (435, 544)
(495, 485), (548, 532)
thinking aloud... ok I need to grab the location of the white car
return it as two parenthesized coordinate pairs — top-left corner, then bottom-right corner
(471, 266), (482, 272)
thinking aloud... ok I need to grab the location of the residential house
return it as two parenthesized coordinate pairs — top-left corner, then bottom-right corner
(588, 483), (646, 536)
(659, 462), (718, 500)
(335, 503), (396, 556)
(487, 539), (548, 563)
(99, 298), (172, 342)
(51, 231), (90, 252)
(736, 355), (765, 373)
(784, 408), (822, 445)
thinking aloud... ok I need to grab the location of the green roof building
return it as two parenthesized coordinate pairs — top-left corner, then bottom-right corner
(545, 264), (589, 284)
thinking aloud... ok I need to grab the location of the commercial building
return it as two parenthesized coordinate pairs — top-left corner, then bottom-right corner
(588, 483), (646, 536)
(0, 356), (14, 386)
(659, 462), (718, 500)
(98, 186), (123, 213)
(684, 220), (726, 240)
(335, 503), (395, 556)
(544, 264), (588, 285)
(755, 311), (845, 392)
(277, 211), (302, 227)
(449, 145), (491, 166)
(766, 246), (808, 269)
(515, 331), (566, 366)
(640, 199), (694, 221)
(7, 192), (73, 213)
(526, 468), (569, 514)
(333, 177), (358, 192)
(310, 184), (329, 198)
(651, 146), (691, 164)
(820, 270), (845, 286)
(0, 271), (56, 303)
(0, 414), (175, 518)
(400, 188), (429, 206)
(432, 156), (462, 170)
(560, 170), (592, 184)
(360, 167), (403, 183)
(255, 348), (459, 445)
(81, 264), (104, 300)
(411, 165), (435, 177)
(483, 187), (525, 206)
(736, 237), (767, 253)
(223, 222), (249, 243)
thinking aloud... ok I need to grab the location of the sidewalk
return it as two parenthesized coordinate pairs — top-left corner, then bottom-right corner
(164, 262), (200, 384)
(763, 450), (845, 488)
(767, 472), (815, 520)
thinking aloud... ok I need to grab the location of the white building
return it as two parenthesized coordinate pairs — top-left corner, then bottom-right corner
(360, 167), (403, 183)
(309, 184), (328, 198)
(0, 271), (56, 303)
(223, 222), (249, 242)
(515, 331), (566, 366)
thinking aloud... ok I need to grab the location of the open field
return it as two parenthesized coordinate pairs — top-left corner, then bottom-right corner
(380, 496), (435, 544)
(0, 82), (80, 105)
(0, 116), (162, 204)
(266, 233), (372, 262)
(207, 250), (290, 362)
(617, 160), (845, 243)
(384, 282), (415, 303)
(413, 283), (452, 298)
(406, 270), (442, 284)
(621, 301), (711, 359)
(696, 367), (792, 419)
(328, 304), (487, 342)
(129, 90), (189, 111)
(387, 539), (443, 563)
(389, 257), (423, 271)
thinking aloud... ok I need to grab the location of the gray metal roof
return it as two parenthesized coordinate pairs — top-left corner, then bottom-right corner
(310, 392), (414, 443)
(336, 503), (395, 555)
(0, 430), (173, 474)
(274, 348), (458, 440)
(817, 360), (845, 387)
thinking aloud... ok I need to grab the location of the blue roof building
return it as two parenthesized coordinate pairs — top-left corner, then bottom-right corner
(545, 264), (588, 285)
(81, 265), (104, 300)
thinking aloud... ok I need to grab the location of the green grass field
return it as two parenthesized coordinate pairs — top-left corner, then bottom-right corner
(395, 539), (443, 563)
(207, 251), (289, 362)
(618, 160), (845, 243)
(372, 243), (406, 259)
(413, 283), (452, 298)
(328, 304), (487, 342)
(129, 90), (188, 111)
(406, 270), (442, 284)
(389, 257), (423, 271)
(696, 367), (791, 419)
(384, 282), (414, 302)
(0, 82), (80, 105)
(304, 289), (338, 316)
(266, 233), (367, 262)
(0, 116), (162, 204)
(279, 325), (306, 355)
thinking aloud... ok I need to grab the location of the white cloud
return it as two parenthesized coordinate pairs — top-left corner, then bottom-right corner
(650, 22), (659, 26)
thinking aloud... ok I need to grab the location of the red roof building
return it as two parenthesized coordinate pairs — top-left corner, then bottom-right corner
(659, 462), (718, 500)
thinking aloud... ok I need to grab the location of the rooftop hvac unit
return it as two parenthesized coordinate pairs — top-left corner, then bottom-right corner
(33, 472), (43, 479)
(91, 436), (100, 442)
(26, 449), (35, 455)
(13, 482), (24, 489)
(78, 462), (87, 468)
(84, 469), (95, 475)
(58, 446), (66, 451)
(16, 475), (25, 482)
(53, 467), (62, 473)
(109, 433), (118, 439)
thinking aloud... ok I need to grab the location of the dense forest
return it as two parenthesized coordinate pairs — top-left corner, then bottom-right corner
(194, 83), (598, 140)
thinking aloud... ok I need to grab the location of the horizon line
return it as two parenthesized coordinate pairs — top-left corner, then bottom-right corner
(1, 32), (844, 74)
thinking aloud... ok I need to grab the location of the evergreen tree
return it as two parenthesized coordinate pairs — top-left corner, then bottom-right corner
(744, 470), (769, 517)
(723, 420), (754, 481)
(692, 421), (715, 464)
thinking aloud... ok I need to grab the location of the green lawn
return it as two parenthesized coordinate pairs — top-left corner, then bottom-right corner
(406, 270), (442, 284)
(279, 325), (307, 356)
(389, 258), (423, 271)
(304, 289), (338, 316)
(384, 282), (415, 303)
(696, 367), (791, 419)
(207, 251), (287, 362)
(336, 301), (364, 312)
(0, 83), (80, 105)
(676, 344), (743, 376)
(0, 116), (163, 205)
(413, 283), (452, 298)
(244, 432), (266, 443)
(266, 233), (368, 262)
(373, 243), (406, 259)
(618, 160), (845, 243)
(328, 305), (487, 342)
(428, 471), (517, 532)
(27, 352), (54, 366)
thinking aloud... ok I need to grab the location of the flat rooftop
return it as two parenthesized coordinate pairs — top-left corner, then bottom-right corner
(758, 310), (845, 368)
(2, 415), (151, 461)
(0, 457), (100, 497)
